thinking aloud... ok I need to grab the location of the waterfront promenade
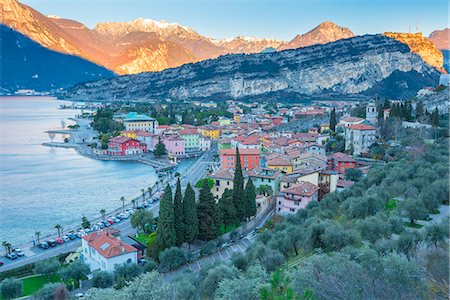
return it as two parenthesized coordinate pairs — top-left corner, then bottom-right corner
(0, 149), (215, 272)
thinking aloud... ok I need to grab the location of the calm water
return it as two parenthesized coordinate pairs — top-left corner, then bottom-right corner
(0, 97), (190, 245)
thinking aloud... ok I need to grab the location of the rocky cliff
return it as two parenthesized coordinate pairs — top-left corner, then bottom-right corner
(429, 28), (449, 50)
(383, 32), (444, 72)
(62, 35), (440, 102)
(211, 36), (285, 54)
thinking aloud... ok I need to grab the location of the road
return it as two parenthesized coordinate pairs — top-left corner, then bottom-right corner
(0, 149), (215, 273)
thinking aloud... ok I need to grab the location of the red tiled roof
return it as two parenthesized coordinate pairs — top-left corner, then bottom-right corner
(340, 116), (364, 123)
(331, 152), (356, 163)
(267, 155), (292, 166)
(347, 124), (376, 131)
(220, 148), (261, 156)
(82, 231), (137, 259)
(109, 136), (132, 144)
(179, 128), (199, 135)
(337, 179), (355, 188)
(283, 181), (319, 197)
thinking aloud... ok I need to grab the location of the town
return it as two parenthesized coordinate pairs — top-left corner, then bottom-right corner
(1, 83), (448, 299)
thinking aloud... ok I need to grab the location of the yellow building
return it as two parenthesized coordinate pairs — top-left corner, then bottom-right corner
(199, 126), (221, 140)
(234, 114), (241, 124)
(120, 130), (137, 139)
(266, 155), (294, 174)
(320, 123), (330, 132)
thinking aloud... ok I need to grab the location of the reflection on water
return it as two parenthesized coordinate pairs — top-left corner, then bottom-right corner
(0, 97), (190, 245)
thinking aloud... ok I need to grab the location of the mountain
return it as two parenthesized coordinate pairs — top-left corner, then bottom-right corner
(93, 18), (224, 61)
(277, 21), (355, 51)
(211, 36), (285, 54)
(62, 35), (440, 102)
(0, 25), (114, 94)
(429, 28), (449, 50)
(384, 32), (445, 72)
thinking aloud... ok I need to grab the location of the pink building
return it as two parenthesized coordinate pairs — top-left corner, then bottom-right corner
(276, 181), (319, 214)
(163, 135), (185, 156)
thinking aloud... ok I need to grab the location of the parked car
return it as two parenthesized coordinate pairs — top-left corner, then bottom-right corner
(55, 238), (64, 245)
(39, 242), (49, 249)
(92, 225), (101, 231)
(13, 248), (25, 257)
(47, 239), (57, 247)
(5, 253), (18, 260)
(107, 219), (114, 225)
(62, 236), (71, 242)
(97, 222), (105, 229)
(67, 233), (77, 240)
(112, 217), (121, 223)
(102, 221), (111, 227)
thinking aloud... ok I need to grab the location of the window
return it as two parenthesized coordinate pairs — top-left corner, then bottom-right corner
(127, 258), (132, 264)
(290, 208), (295, 212)
(216, 188), (219, 192)
(227, 181), (230, 186)
(216, 180), (220, 186)
(294, 202), (299, 206)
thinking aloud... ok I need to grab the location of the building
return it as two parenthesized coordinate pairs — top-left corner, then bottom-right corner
(248, 168), (283, 195)
(123, 112), (158, 134)
(338, 116), (365, 127)
(163, 135), (185, 156)
(199, 136), (212, 151)
(179, 128), (200, 152)
(107, 137), (147, 156)
(344, 124), (377, 156)
(220, 148), (261, 171)
(135, 131), (157, 151)
(81, 230), (138, 271)
(266, 154), (294, 174)
(234, 114), (241, 124)
(366, 100), (378, 125)
(328, 152), (356, 174)
(210, 169), (246, 200)
(199, 126), (221, 140)
(276, 181), (319, 214)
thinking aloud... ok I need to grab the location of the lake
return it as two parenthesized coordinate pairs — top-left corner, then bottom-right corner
(0, 96), (190, 245)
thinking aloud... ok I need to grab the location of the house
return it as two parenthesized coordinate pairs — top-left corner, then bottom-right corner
(266, 154), (294, 174)
(220, 148), (261, 171)
(199, 126), (221, 140)
(123, 112), (158, 134)
(210, 169), (246, 200)
(107, 137), (147, 156)
(328, 152), (356, 174)
(276, 181), (319, 214)
(135, 131), (157, 151)
(81, 230), (138, 271)
(234, 114), (241, 124)
(295, 152), (328, 171)
(199, 136), (211, 151)
(163, 135), (185, 156)
(179, 128), (200, 152)
(248, 168), (283, 195)
(344, 124), (377, 156)
(338, 116), (365, 128)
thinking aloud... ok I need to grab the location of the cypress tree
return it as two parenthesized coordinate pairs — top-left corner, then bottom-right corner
(431, 108), (439, 127)
(219, 189), (236, 231)
(232, 147), (245, 223)
(154, 184), (176, 255)
(416, 101), (424, 119)
(197, 180), (219, 241)
(182, 183), (198, 251)
(244, 178), (257, 220)
(173, 178), (184, 247)
(329, 108), (337, 132)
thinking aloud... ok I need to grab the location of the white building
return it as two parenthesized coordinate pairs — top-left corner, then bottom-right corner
(345, 124), (377, 156)
(81, 230), (138, 272)
(199, 136), (212, 151)
(338, 116), (365, 127)
(123, 112), (158, 134)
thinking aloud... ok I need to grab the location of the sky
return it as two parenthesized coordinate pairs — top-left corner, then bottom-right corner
(21, 0), (449, 40)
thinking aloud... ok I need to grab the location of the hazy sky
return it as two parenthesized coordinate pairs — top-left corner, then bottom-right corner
(21, 0), (449, 40)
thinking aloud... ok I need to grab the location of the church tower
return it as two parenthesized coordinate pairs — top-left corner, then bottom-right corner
(366, 100), (377, 125)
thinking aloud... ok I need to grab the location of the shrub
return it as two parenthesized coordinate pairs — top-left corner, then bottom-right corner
(159, 247), (187, 271)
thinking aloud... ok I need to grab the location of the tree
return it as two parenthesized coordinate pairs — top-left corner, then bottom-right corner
(260, 271), (300, 300)
(159, 247), (187, 271)
(131, 199), (136, 209)
(55, 224), (62, 237)
(173, 178), (184, 247)
(402, 198), (426, 225)
(345, 168), (363, 181)
(35, 258), (60, 276)
(244, 178), (257, 220)
(182, 183), (198, 251)
(35, 283), (67, 300)
(154, 137), (167, 157)
(2, 241), (11, 254)
(232, 147), (245, 222)
(431, 108), (439, 127)
(100, 209), (106, 221)
(141, 188), (146, 202)
(358, 215), (391, 244)
(415, 101), (424, 119)
(35, 231), (41, 245)
(131, 210), (154, 233)
(120, 197), (125, 212)
(92, 271), (115, 288)
(59, 261), (90, 288)
(0, 278), (22, 300)
(154, 184), (176, 255)
(425, 222), (448, 250)
(197, 180), (220, 241)
(81, 216), (90, 229)
(257, 185), (273, 197)
(329, 108), (337, 131)
(219, 189), (237, 231)
(147, 187), (152, 197)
